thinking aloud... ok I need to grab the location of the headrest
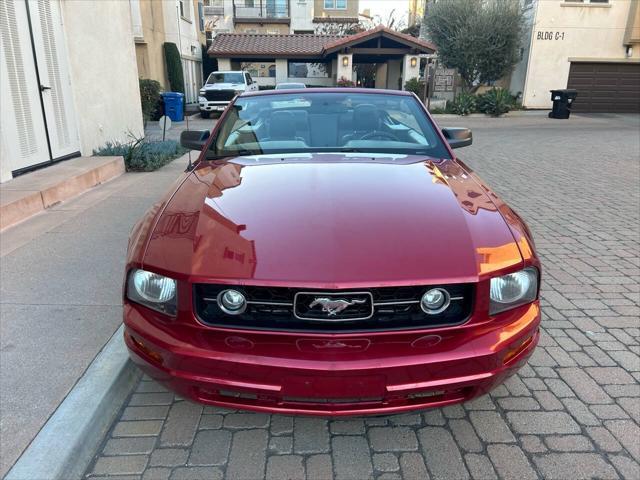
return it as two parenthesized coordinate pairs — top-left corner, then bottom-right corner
(353, 104), (379, 132)
(269, 111), (294, 139)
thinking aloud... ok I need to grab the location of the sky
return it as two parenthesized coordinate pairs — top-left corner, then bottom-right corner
(360, 0), (410, 28)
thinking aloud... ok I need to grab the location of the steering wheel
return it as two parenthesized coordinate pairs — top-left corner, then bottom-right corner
(359, 131), (400, 142)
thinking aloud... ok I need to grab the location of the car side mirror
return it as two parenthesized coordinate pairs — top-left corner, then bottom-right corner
(180, 130), (210, 151)
(442, 127), (472, 149)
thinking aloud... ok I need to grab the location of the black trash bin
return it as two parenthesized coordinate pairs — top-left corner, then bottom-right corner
(549, 89), (578, 119)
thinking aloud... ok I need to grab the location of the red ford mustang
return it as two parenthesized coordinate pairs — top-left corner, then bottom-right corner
(124, 88), (541, 415)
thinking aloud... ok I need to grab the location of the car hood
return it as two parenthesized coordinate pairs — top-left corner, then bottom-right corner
(142, 154), (524, 287)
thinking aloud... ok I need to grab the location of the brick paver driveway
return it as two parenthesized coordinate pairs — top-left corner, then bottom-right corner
(86, 113), (640, 480)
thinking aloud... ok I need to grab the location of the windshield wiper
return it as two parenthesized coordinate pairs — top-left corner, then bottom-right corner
(208, 149), (259, 160)
(235, 149), (259, 157)
(336, 147), (365, 153)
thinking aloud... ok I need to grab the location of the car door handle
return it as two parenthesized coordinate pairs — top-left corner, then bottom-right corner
(39, 85), (51, 92)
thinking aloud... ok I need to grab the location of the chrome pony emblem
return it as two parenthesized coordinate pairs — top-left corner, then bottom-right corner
(309, 297), (366, 316)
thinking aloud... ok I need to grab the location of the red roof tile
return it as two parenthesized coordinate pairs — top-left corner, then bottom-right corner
(207, 33), (341, 57)
(207, 26), (436, 58)
(322, 25), (436, 54)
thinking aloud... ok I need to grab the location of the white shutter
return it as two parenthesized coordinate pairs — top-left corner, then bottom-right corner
(27, 0), (79, 159)
(0, 0), (50, 177)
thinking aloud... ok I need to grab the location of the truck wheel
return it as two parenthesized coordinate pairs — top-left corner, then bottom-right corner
(200, 111), (210, 119)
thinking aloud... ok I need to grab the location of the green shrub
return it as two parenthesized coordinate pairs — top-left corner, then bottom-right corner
(404, 78), (422, 96)
(139, 79), (162, 123)
(429, 107), (447, 114)
(477, 88), (516, 116)
(450, 92), (477, 116)
(94, 138), (187, 172)
(164, 42), (184, 94)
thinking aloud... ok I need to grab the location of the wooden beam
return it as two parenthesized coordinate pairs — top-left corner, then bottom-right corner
(350, 48), (411, 55)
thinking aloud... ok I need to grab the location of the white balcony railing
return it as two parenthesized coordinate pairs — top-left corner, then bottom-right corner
(204, 0), (224, 15)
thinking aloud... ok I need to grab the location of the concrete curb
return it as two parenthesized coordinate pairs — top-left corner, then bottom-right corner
(0, 156), (125, 231)
(5, 325), (140, 480)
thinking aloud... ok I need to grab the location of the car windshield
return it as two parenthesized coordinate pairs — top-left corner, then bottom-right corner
(276, 83), (305, 89)
(207, 73), (244, 84)
(209, 92), (451, 159)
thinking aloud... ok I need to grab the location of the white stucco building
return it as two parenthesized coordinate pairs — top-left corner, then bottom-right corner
(203, 0), (360, 38)
(512, 0), (640, 112)
(1, 0), (143, 182)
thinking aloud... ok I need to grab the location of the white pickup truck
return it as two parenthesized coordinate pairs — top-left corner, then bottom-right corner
(198, 71), (259, 118)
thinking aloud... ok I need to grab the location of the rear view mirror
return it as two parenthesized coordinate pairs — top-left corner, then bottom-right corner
(180, 130), (210, 151)
(442, 127), (472, 149)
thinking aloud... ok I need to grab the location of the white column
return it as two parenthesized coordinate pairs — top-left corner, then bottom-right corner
(275, 58), (288, 84)
(402, 54), (420, 90)
(336, 53), (353, 84)
(217, 58), (231, 71)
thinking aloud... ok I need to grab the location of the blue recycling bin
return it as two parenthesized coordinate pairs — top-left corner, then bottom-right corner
(161, 92), (184, 122)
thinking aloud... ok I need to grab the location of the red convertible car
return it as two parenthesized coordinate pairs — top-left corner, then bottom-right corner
(124, 88), (540, 415)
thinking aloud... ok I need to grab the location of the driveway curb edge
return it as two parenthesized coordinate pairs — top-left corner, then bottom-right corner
(5, 325), (140, 480)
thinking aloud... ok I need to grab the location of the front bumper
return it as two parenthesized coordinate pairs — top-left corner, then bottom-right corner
(124, 302), (540, 416)
(199, 101), (228, 112)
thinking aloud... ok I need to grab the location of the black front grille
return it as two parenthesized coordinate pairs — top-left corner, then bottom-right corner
(193, 284), (474, 332)
(204, 89), (236, 101)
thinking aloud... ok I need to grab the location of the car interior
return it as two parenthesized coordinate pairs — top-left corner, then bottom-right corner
(213, 93), (449, 157)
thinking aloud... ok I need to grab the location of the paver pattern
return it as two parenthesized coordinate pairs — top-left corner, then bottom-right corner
(86, 114), (640, 479)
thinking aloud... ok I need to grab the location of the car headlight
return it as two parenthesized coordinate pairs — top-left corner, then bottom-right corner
(127, 269), (177, 316)
(198, 96), (207, 103)
(489, 267), (538, 315)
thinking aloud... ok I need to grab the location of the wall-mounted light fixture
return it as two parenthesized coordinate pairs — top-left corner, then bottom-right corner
(342, 56), (349, 67)
(410, 57), (418, 68)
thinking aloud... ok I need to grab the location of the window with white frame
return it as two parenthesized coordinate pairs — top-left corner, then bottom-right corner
(324, 0), (347, 9)
(198, 2), (205, 31)
(179, 0), (191, 20)
(129, 0), (144, 40)
(203, 0), (224, 15)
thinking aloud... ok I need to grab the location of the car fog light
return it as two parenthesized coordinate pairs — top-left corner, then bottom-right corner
(218, 289), (247, 315)
(421, 288), (450, 314)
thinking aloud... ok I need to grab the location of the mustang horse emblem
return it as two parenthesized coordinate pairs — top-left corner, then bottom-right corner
(309, 297), (366, 316)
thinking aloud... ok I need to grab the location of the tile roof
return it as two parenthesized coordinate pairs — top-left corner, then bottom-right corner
(322, 25), (436, 54)
(207, 26), (436, 58)
(207, 33), (342, 57)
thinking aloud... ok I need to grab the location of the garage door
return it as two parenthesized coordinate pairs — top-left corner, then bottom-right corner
(567, 62), (640, 113)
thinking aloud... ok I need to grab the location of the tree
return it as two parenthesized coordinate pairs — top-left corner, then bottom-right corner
(163, 42), (185, 94)
(400, 23), (421, 38)
(424, 0), (523, 91)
